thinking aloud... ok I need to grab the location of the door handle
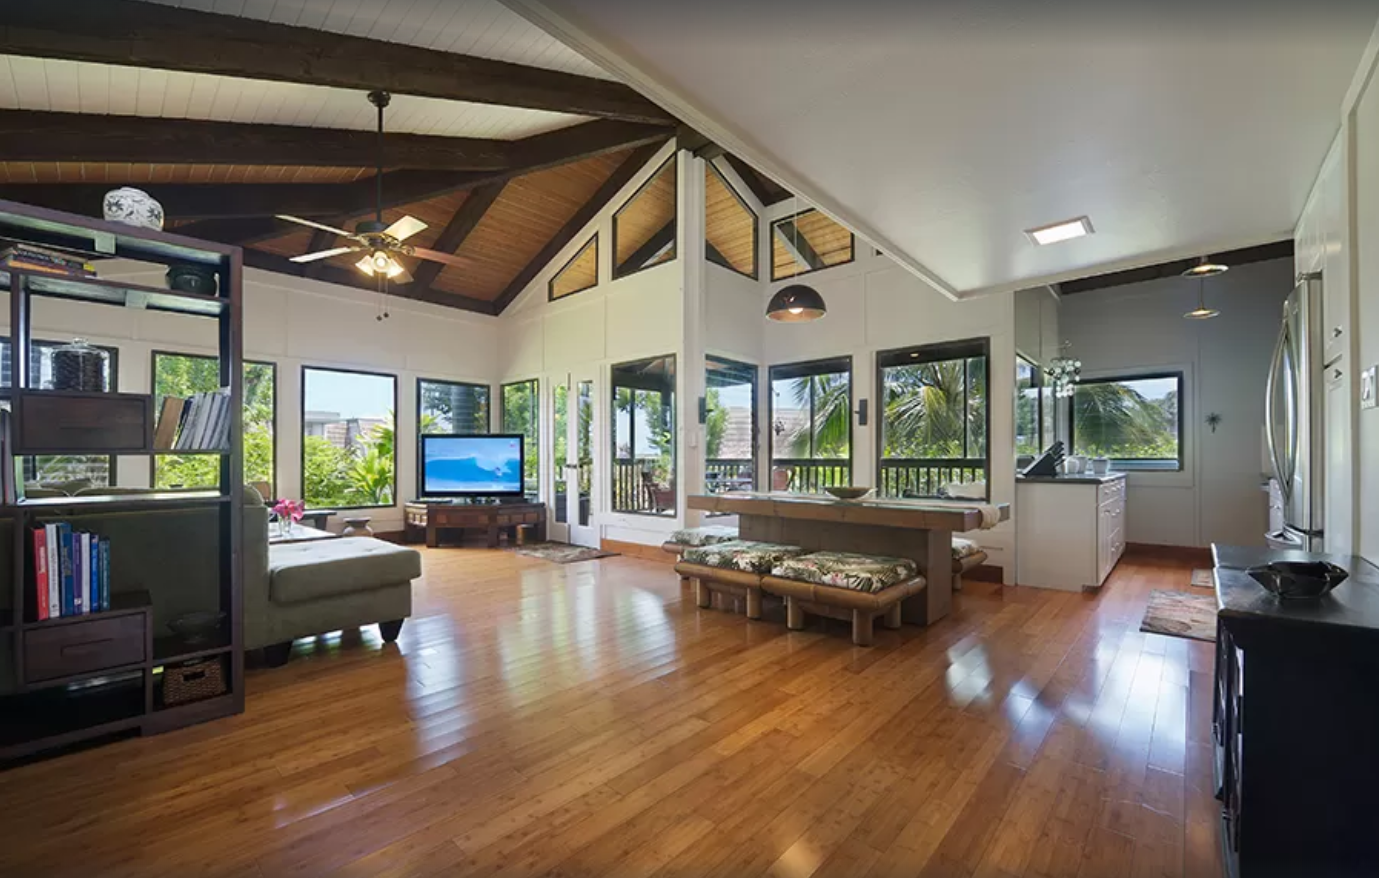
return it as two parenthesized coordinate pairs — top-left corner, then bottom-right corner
(1264, 325), (1287, 492)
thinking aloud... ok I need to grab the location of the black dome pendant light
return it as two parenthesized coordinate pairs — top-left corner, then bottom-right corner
(766, 190), (827, 322)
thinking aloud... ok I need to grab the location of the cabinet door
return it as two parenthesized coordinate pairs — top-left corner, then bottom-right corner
(1096, 506), (1112, 583)
(1325, 363), (1353, 555)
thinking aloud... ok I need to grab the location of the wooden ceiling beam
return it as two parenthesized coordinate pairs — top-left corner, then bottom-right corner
(409, 181), (508, 294)
(0, 110), (514, 170)
(773, 219), (824, 271)
(0, 0), (673, 125)
(617, 220), (676, 276)
(1058, 240), (1295, 295)
(492, 141), (663, 313)
(724, 155), (791, 207)
(242, 249), (497, 316)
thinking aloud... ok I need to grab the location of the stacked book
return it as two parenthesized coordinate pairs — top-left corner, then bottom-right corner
(0, 409), (16, 505)
(154, 388), (233, 452)
(32, 524), (111, 620)
(1, 243), (96, 278)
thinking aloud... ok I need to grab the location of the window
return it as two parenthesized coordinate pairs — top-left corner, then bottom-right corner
(2, 338), (119, 487)
(611, 355), (676, 515)
(771, 208), (854, 281)
(418, 378), (489, 435)
(877, 339), (989, 499)
(1071, 373), (1183, 471)
(1016, 355), (1043, 458)
(501, 379), (539, 495)
(549, 235), (598, 300)
(705, 163), (758, 279)
(613, 156), (676, 279)
(301, 367), (397, 508)
(769, 357), (851, 493)
(152, 352), (276, 494)
(705, 356), (757, 496)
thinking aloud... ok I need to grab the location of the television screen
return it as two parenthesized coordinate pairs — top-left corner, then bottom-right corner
(420, 434), (525, 497)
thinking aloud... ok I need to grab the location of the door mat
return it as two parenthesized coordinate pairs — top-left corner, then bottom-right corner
(1190, 568), (1214, 589)
(507, 541), (619, 564)
(1140, 590), (1217, 642)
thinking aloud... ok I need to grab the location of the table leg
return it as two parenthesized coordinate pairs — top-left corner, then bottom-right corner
(487, 524), (500, 548)
(426, 522), (438, 549)
(903, 528), (953, 626)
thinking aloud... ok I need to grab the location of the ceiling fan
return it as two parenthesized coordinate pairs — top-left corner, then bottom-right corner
(275, 91), (471, 283)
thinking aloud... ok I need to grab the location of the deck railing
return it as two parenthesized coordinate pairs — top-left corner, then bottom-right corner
(768, 459), (852, 493)
(612, 458), (674, 515)
(706, 458), (754, 493)
(877, 459), (986, 499)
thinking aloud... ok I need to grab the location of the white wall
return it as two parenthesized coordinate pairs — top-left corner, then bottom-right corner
(1059, 259), (1293, 548)
(6, 265), (500, 533)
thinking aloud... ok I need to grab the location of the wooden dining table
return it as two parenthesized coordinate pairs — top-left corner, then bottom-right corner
(688, 492), (1009, 626)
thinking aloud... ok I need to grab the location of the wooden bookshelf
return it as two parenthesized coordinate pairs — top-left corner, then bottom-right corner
(0, 198), (245, 763)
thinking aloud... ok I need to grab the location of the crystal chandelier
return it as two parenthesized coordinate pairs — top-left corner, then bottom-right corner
(1045, 352), (1081, 398)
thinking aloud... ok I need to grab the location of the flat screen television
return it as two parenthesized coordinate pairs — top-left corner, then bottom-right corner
(419, 433), (525, 498)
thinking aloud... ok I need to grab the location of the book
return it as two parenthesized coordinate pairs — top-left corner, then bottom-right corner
(154, 396), (186, 451)
(45, 524), (59, 619)
(32, 528), (48, 621)
(57, 524), (74, 617)
(88, 535), (100, 612)
(0, 243), (96, 275)
(99, 538), (110, 613)
(73, 533), (85, 615)
(0, 410), (12, 505)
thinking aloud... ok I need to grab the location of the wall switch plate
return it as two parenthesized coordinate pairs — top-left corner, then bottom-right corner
(1362, 366), (1377, 410)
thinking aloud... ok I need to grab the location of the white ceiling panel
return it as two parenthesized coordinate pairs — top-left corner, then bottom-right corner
(0, 55), (591, 140)
(507, 0), (1378, 296)
(136, 0), (612, 80)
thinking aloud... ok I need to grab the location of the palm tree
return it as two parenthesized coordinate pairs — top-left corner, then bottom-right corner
(1073, 383), (1173, 457)
(882, 359), (985, 459)
(781, 374), (850, 458)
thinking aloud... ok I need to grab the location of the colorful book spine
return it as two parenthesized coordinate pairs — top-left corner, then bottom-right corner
(32, 528), (48, 621)
(89, 536), (100, 612)
(57, 524), (74, 617)
(45, 524), (59, 619)
(73, 534), (85, 616)
(99, 538), (110, 612)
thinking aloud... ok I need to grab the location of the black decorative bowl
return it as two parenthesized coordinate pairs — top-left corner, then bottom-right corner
(166, 263), (218, 295)
(1247, 561), (1348, 600)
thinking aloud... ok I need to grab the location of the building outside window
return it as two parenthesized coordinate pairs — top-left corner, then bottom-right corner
(705, 355), (757, 495)
(768, 357), (851, 493)
(301, 367), (397, 508)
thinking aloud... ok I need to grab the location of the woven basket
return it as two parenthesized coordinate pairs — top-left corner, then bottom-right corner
(163, 658), (226, 706)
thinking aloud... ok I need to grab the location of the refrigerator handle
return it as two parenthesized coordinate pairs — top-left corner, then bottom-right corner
(1264, 324), (1288, 494)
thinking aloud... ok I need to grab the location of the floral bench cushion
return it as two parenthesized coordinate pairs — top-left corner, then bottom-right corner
(771, 551), (919, 594)
(682, 540), (805, 573)
(670, 525), (740, 547)
(952, 538), (983, 560)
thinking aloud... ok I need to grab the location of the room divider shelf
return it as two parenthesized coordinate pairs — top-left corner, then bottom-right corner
(0, 270), (229, 317)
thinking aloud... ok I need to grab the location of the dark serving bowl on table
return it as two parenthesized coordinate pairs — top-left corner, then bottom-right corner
(1247, 561), (1349, 600)
(824, 486), (873, 501)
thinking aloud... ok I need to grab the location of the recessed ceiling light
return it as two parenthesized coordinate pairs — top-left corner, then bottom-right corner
(1026, 216), (1093, 246)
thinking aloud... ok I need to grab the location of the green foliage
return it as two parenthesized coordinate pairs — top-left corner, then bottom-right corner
(152, 354), (275, 490)
(502, 381), (539, 489)
(1072, 381), (1179, 460)
(778, 373), (850, 459)
(704, 388), (728, 459)
(302, 435), (358, 506)
(880, 357), (987, 460)
(420, 380), (489, 433)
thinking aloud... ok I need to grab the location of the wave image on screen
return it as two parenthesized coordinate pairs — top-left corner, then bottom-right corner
(423, 435), (523, 495)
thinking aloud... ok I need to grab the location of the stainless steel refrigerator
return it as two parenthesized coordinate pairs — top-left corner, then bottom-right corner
(1264, 274), (1324, 551)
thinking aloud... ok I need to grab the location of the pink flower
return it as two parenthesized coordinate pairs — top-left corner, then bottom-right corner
(273, 499), (305, 523)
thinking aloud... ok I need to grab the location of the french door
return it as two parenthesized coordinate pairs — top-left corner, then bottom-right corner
(549, 370), (599, 547)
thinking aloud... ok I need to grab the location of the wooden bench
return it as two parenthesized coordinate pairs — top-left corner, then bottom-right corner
(662, 525), (740, 588)
(952, 537), (988, 592)
(673, 540), (804, 619)
(762, 551), (928, 646)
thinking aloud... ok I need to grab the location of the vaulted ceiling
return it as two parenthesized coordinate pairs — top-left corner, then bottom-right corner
(0, 0), (682, 314)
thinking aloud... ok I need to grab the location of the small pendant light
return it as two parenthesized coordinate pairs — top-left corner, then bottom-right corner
(766, 191), (826, 322)
(1184, 276), (1221, 320)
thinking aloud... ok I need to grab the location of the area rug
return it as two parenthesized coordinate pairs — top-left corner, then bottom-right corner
(507, 541), (618, 564)
(1140, 590), (1217, 642)
(1190, 568), (1214, 589)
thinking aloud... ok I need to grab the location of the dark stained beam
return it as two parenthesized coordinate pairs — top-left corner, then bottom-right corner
(676, 125), (725, 161)
(1058, 240), (1295, 296)
(0, 0), (673, 125)
(492, 142), (663, 313)
(617, 220), (676, 276)
(241, 249), (497, 316)
(0, 110), (511, 170)
(301, 228), (341, 280)
(724, 154), (791, 206)
(773, 220), (824, 271)
(409, 181), (507, 293)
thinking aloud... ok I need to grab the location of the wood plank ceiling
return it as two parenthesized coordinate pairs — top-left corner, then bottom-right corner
(0, 0), (679, 315)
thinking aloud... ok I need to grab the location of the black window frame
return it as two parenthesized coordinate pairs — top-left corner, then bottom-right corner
(705, 354), (759, 497)
(875, 338), (991, 500)
(769, 207), (855, 282)
(547, 234), (599, 301)
(612, 155), (678, 281)
(1069, 371), (1185, 472)
(705, 162), (759, 281)
(299, 364), (399, 511)
(768, 355), (853, 491)
(149, 349), (278, 494)
(1015, 353), (1044, 459)
(610, 354), (678, 517)
(417, 377), (491, 436)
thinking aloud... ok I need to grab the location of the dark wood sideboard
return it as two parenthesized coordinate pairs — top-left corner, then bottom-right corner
(1212, 545), (1379, 878)
(404, 501), (546, 549)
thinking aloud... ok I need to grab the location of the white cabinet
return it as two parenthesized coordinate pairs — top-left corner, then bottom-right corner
(1016, 475), (1126, 591)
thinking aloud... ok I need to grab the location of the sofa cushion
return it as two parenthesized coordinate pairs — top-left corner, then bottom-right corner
(952, 537), (983, 560)
(771, 551), (918, 594)
(670, 525), (740, 547)
(682, 540), (804, 573)
(269, 538), (421, 605)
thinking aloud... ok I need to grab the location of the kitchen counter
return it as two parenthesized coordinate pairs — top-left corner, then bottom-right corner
(1016, 472), (1127, 485)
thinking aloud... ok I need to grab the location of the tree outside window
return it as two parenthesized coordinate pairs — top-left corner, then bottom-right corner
(3, 339), (118, 486)
(705, 355), (757, 495)
(302, 367), (397, 508)
(768, 357), (851, 493)
(1016, 356), (1043, 458)
(1071, 374), (1182, 470)
(418, 379), (489, 435)
(501, 379), (539, 494)
(611, 355), (676, 515)
(153, 352), (275, 493)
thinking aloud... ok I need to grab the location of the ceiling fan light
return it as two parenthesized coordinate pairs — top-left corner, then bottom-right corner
(767, 284), (827, 322)
(383, 256), (406, 279)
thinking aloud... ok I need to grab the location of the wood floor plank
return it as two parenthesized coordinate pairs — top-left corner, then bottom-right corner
(0, 547), (1220, 878)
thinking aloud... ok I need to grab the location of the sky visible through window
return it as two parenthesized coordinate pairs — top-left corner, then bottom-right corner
(1132, 377), (1178, 402)
(305, 369), (393, 418)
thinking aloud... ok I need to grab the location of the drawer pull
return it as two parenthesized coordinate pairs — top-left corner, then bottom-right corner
(61, 638), (114, 657)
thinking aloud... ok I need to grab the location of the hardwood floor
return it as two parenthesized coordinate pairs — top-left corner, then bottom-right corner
(0, 546), (1222, 878)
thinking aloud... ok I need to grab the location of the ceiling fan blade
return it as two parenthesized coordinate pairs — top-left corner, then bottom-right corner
(275, 215), (356, 238)
(411, 247), (473, 268)
(290, 246), (360, 264)
(384, 215), (428, 242)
